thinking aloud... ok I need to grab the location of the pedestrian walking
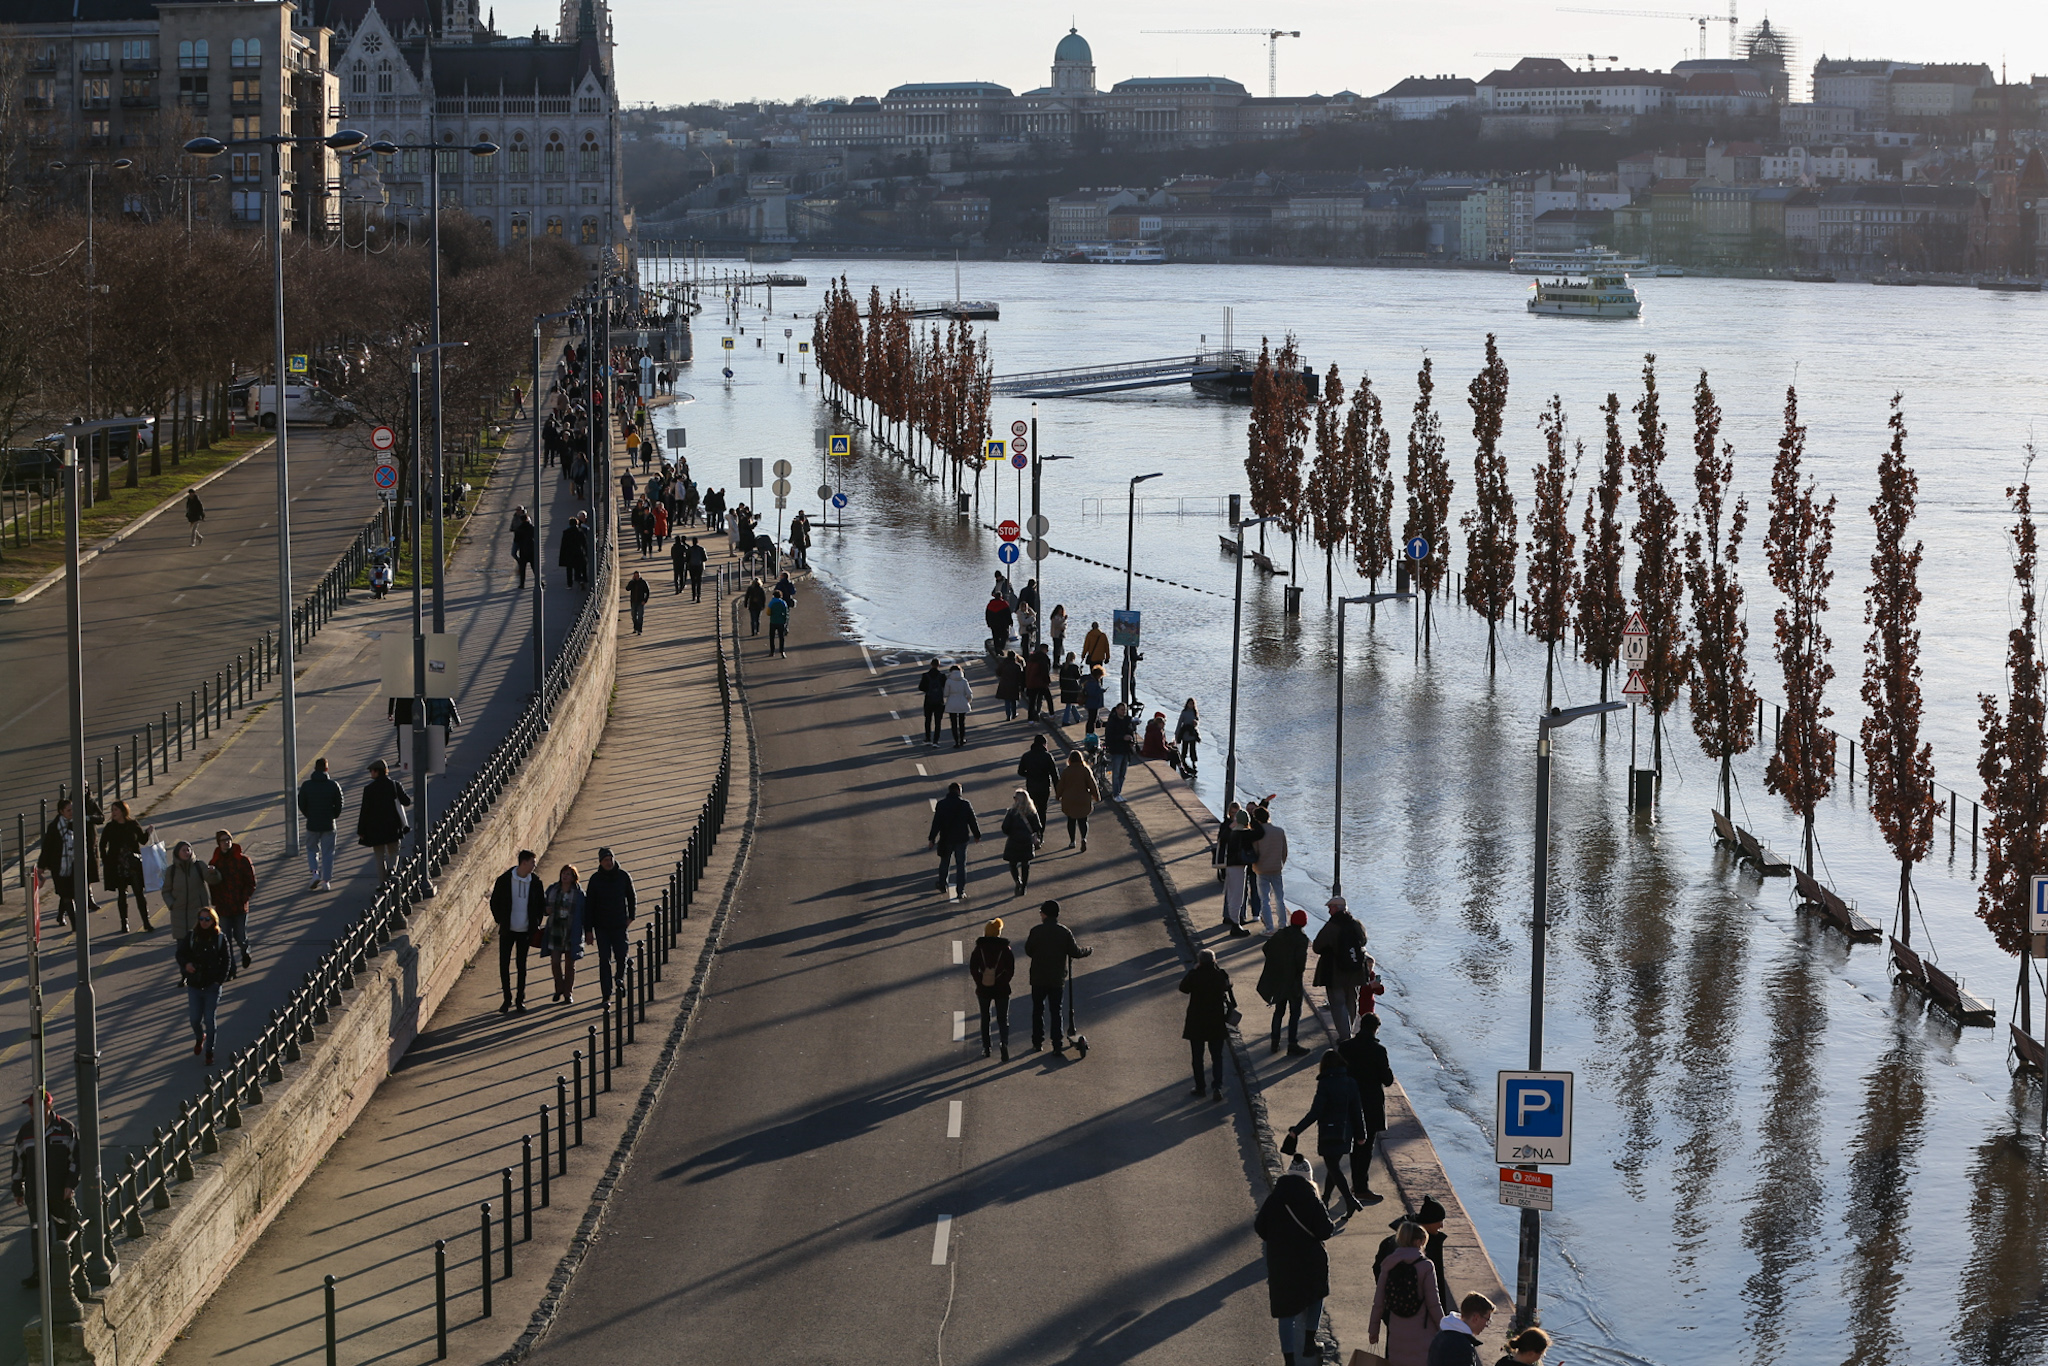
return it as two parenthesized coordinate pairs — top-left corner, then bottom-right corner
(1082, 619), (1110, 670)
(968, 918), (1015, 1061)
(687, 537), (707, 601)
(653, 502), (670, 550)
(995, 650), (1024, 721)
(98, 800), (155, 933)
(1022, 900), (1090, 1051)
(1217, 807), (1257, 937)
(1251, 802), (1290, 931)
(1023, 645), (1053, 721)
(1058, 652), (1083, 724)
(490, 850), (542, 1014)
(628, 570), (651, 635)
(1179, 948), (1236, 1099)
(670, 536), (688, 595)
(789, 511), (811, 571)
(297, 756), (344, 891)
(1372, 1196), (1457, 1320)
(1312, 896), (1371, 1039)
(1258, 909), (1311, 1056)
(927, 780), (983, 895)
(36, 797), (95, 930)
(1428, 1295), (1498, 1366)
(1048, 604), (1067, 666)
(918, 658), (947, 746)
(1337, 1015), (1394, 1205)
(208, 829), (256, 968)
(1016, 601), (1039, 655)
(1285, 1051), (1369, 1215)
(1000, 788), (1043, 897)
(11, 1092), (80, 1290)
(159, 840), (218, 945)
(177, 908), (234, 1064)
(1255, 1155), (1335, 1366)
(357, 758), (413, 886)
(1495, 1328), (1552, 1365)
(583, 847), (637, 1002)
(1081, 667), (1107, 733)
(1056, 749), (1099, 851)
(943, 663), (974, 748)
(542, 864), (586, 1003)
(1016, 734), (1057, 823)
(1369, 1222), (1443, 1366)
(510, 383), (526, 418)
(511, 506), (537, 589)
(558, 517), (590, 590)
(983, 592), (1014, 655)
(745, 577), (767, 635)
(1176, 698), (1202, 772)
(766, 590), (790, 656)
(1103, 702), (1136, 800)
(184, 489), (206, 545)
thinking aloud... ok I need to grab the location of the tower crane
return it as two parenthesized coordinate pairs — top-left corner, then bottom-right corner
(1554, 4), (1739, 58)
(1140, 28), (1302, 98)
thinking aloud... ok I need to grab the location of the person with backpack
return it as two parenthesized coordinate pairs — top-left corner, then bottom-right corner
(1368, 1220), (1441, 1366)
(967, 917), (1015, 1061)
(1016, 734), (1058, 824)
(1058, 652), (1083, 725)
(1312, 896), (1371, 1038)
(1373, 1196), (1457, 1320)
(1254, 1154), (1334, 1366)
(1178, 948), (1236, 1100)
(745, 577), (768, 635)
(766, 590), (790, 657)
(184, 489), (206, 545)
(1283, 1051), (1369, 1217)
(1023, 644), (1053, 721)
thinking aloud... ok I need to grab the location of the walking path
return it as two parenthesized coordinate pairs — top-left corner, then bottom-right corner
(0, 429), (587, 1361)
(161, 528), (746, 1366)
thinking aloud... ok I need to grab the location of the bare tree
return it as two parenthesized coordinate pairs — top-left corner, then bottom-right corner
(1629, 354), (1691, 778)
(1862, 394), (1936, 945)
(1403, 356), (1452, 643)
(1578, 393), (1629, 733)
(1763, 382), (1837, 875)
(1683, 370), (1756, 820)
(1460, 333), (1517, 672)
(1526, 394), (1579, 706)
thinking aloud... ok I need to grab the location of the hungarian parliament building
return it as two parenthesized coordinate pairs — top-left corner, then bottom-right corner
(804, 28), (1358, 152)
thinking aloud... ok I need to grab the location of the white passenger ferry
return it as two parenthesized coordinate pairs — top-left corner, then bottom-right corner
(1081, 240), (1165, 264)
(1507, 247), (1647, 276)
(1526, 269), (1643, 318)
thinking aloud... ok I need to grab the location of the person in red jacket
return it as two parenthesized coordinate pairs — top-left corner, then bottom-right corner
(208, 829), (256, 970)
(968, 918), (1015, 1062)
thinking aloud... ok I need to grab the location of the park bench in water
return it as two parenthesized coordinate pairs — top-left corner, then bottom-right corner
(1791, 867), (1881, 942)
(1891, 936), (1995, 1026)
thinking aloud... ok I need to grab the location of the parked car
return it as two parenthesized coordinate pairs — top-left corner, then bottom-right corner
(248, 382), (356, 428)
(1, 447), (62, 487)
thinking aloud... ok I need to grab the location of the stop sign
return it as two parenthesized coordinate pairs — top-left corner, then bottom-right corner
(997, 520), (1020, 542)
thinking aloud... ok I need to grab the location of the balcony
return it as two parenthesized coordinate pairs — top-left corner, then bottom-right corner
(23, 96), (51, 110)
(80, 97), (111, 111)
(120, 94), (159, 108)
(178, 93), (210, 108)
(79, 58), (111, 72)
(30, 56), (55, 72)
(121, 57), (158, 72)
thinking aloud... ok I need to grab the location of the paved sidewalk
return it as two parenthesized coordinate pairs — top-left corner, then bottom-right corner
(161, 532), (748, 1366)
(0, 431), (589, 1362)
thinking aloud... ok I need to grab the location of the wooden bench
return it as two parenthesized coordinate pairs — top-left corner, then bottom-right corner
(1734, 826), (1792, 877)
(1890, 936), (1927, 991)
(1711, 809), (1739, 848)
(1792, 868), (1882, 943)
(2012, 1023), (2047, 1075)
(1922, 961), (1996, 1026)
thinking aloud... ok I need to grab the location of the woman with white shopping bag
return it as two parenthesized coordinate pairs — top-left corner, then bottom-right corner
(98, 801), (156, 933)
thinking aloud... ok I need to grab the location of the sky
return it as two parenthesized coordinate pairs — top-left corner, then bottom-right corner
(485, 0), (2048, 108)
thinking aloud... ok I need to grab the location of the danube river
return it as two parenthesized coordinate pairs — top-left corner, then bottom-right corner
(657, 256), (2048, 1366)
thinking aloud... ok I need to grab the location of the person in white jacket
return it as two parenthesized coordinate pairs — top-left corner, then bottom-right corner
(943, 665), (974, 749)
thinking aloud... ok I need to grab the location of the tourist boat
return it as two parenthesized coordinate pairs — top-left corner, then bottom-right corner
(1788, 270), (1838, 283)
(1508, 247), (1646, 275)
(1654, 264), (1684, 277)
(1081, 240), (1165, 265)
(1977, 277), (2042, 293)
(1526, 270), (1642, 318)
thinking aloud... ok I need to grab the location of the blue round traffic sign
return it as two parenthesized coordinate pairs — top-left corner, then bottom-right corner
(831, 493), (848, 509)
(373, 464), (398, 490)
(1010, 453), (1028, 470)
(997, 542), (1021, 564)
(1406, 536), (1431, 560)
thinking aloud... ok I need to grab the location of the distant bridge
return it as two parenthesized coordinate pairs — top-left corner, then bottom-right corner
(992, 350), (1252, 398)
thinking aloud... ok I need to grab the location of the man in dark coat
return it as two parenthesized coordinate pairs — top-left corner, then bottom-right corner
(356, 758), (413, 886)
(967, 918), (1015, 1061)
(1257, 908), (1311, 1056)
(297, 756), (346, 890)
(686, 537), (708, 601)
(1373, 1194), (1457, 1318)
(627, 570), (651, 635)
(489, 850), (542, 1014)
(1425, 1293), (1496, 1366)
(1255, 1156), (1335, 1365)
(1337, 1015), (1395, 1202)
(11, 1092), (81, 1289)
(1015, 735), (1058, 823)
(983, 595), (1013, 654)
(917, 659), (948, 746)
(510, 506), (537, 589)
(927, 782), (981, 895)
(669, 536), (689, 595)
(583, 847), (637, 1002)
(37, 796), (98, 929)
(558, 517), (590, 590)
(1022, 900), (1091, 1052)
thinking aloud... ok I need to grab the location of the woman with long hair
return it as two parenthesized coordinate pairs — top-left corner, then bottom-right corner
(1000, 788), (1043, 896)
(542, 864), (587, 1004)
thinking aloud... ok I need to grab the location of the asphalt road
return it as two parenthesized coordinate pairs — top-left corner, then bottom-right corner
(528, 597), (1277, 1365)
(0, 427), (380, 835)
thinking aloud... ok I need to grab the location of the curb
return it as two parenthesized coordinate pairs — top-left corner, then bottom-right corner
(491, 592), (759, 1364)
(0, 437), (276, 606)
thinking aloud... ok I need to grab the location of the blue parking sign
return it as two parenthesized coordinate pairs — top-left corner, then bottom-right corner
(1495, 1071), (1572, 1165)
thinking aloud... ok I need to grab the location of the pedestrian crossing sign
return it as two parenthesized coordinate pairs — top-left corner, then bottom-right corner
(829, 435), (851, 456)
(985, 438), (1004, 460)
(288, 354), (308, 374)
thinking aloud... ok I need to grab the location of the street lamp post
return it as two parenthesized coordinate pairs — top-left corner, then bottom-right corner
(408, 342), (466, 898)
(1332, 591), (1412, 896)
(532, 310), (579, 724)
(1515, 699), (1625, 1330)
(1123, 471), (1163, 707)
(47, 156), (133, 507)
(153, 170), (222, 240)
(183, 126), (367, 861)
(1224, 514), (1279, 805)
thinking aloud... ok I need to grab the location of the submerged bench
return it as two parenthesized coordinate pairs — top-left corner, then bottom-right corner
(2012, 1023), (2047, 1076)
(1711, 809), (1739, 848)
(1792, 867), (1881, 943)
(1891, 936), (1995, 1026)
(1733, 825), (1792, 877)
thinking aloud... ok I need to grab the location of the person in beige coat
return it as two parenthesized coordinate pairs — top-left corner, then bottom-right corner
(1056, 750), (1100, 852)
(160, 841), (220, 945)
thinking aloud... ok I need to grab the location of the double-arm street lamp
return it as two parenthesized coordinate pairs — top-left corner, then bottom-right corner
(1331, 592), (1412, 896)
(1514, 699), (1626, 1330)
(182, 124), (367, 860)
(1224, 514), (1280, 804)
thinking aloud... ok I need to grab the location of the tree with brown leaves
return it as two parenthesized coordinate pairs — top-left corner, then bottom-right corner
(1460, 334), (1517, 672)
(1527, 395), (1579, 706)
(1305, 363), (1351, 599)
(1764, 383), (1837, 875)
(1577, 393), (1630, 734)
(1683, 370), (1756, 820)
(1403, 356), (1452, 643)
(1630, 355), (1691, 780)
(1863, 394), (1936, 945)
(1348, 369), (1395, 595)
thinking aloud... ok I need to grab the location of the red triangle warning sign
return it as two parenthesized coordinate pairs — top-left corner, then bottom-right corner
(1623, 612), (1648, 636)
(1623, 669), (1649, 697)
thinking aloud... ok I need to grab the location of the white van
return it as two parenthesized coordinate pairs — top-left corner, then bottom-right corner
(248, 382), (354, 428)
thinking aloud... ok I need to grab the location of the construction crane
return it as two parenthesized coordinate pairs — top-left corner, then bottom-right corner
(1555, 4), (1738, 58)
(1141, 28), (1302, 98)
(1475, 52), (1622, 64)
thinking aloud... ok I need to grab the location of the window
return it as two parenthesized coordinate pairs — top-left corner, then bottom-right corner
(179, 74), (209, 104)
(545, 215), (562, 237)
(580, 216), (597, 244)
(232, 77), (259, 103)
(232, 190), (262, 221)
(401, 149), (418, 173)
(85, 118), (110, 144)
(179, 40), (208, 69)
(122, 76), (154, 101)
(351, 64), (365, 95)
(230, 151), (262, 182)
(510, 215), (528, 239)
(510, 187), (527, 205)
(579, 131), (599, 175)
(507, 140), (528, 174)
(545, 186), (562, 205)
(578, 95), (598, 113)
(80, 41), (110, 67)
(122, 39), (155, 64)
(376, 58), (393, 94)
(475, 187), (493, 206)
(543, 132), (564, 174)
(80, 77), (111, 108)
(231, 115), (259, 140)
(436, 149), (459, 176)
(581, 186), (598, 205)
(230, 38), (261, 69)
(441, 187), (459, 206)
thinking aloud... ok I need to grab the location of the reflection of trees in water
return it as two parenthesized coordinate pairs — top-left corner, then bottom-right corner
(1836, 1016), (1927, 1366)
(1740, 921), (1828, 1364)
(1954, 1110), (2048, 1366)
(1452, 682), (1513, 973)
(1667, 851), (1754, 1290)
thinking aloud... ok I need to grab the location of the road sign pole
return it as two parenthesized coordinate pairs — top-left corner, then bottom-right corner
(1029, 407), (1041, 609)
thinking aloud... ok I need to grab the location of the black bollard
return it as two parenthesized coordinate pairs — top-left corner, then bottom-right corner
(538, 1112), (551, 1207)
(324, 1274), (337, 1366)
(555, 1077), (568, 1171)
(501, 1169), (513, 1276)
(571, 1052), (585, 1145)
(435, 1239), (448, 1359)
(522, 1135), (534, 1237)
(480, 1203), (493, 1317)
